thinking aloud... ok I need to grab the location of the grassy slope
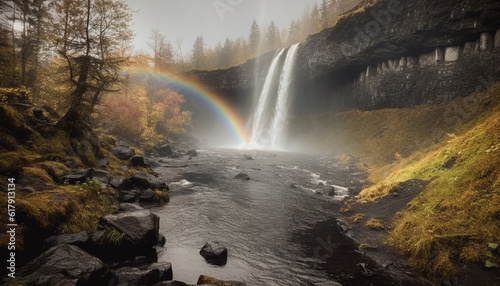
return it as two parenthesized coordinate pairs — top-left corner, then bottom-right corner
(291, 84), (500, 280)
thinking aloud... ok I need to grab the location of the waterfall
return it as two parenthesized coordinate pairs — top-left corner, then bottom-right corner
(249, 44), (300, 149)
(249, 48), (286, 146)
(269, 43), (300, 148)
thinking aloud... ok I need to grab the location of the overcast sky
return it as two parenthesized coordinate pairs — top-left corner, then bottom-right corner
(126, 0), (317, 57)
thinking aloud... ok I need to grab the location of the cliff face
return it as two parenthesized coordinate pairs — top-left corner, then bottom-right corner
(188, 0), (500, 115)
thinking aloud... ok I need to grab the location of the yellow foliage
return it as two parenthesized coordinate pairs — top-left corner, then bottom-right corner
(365, 218), (385, 230)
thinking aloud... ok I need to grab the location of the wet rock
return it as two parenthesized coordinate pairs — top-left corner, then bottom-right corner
(131, 172), (168, 190)
(243, 154), (253, 160)
(111, 176), (133, 190)
(43, 231), (89, 251)
(186, 149), (198, 157)
(131, 155), (149, 167)
(15, 244), (107, 286)
(59, 168), (94, 185)
(93, 169), (111, 185)
(113, 146), (136, 160)
(234, 173), (250, 180)
(139, 189), (156, 202)
(119, 190), (139, 203)
(159, 144), (174, 157)
(119, 203), (145, 213)
(114, 262), (173, 286)
(200, 241), (228, 265)
(158, 233), (166, 247)
(100, 210), (160, 251)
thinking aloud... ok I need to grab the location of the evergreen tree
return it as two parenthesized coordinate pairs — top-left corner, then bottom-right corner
(191, 35), (205, 69)
(266, 21), (279, 51)
(320, 0), (329, 29)
(249, 20), (261, 56)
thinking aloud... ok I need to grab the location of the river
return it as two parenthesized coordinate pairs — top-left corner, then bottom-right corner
(150, 148), (398, 286)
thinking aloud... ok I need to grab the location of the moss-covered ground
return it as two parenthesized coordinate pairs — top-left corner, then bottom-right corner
(292, 84), (500, 281)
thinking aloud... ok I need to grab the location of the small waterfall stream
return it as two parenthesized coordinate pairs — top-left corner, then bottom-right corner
(249, 44), (300, 149)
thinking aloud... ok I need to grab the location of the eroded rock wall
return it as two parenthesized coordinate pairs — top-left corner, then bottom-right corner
(188, 0), (500, 116)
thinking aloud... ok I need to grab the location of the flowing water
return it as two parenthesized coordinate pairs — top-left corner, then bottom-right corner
(269, 43), (300, 148)
(250, 44), (300, 149)
(151, 149), (399, 285)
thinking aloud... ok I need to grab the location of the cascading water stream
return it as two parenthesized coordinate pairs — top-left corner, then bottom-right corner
(249, 44), (300, 149)
(249, 49), (285, 147)
(269, 43), (300, 148)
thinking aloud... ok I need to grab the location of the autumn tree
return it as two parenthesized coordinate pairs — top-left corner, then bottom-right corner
(55, 0), (133, 137)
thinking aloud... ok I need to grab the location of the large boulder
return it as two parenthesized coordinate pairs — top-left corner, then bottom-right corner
(199, 241), (228, 265)
(186, 149), (198, 157)
(93, 169), (112, 185)
(158, 144), (174, 157)
(139, 189), (156, 203)
(14, 244), (108, 286)
(114, 262), (173, 286)
(130, 155), (149, 167)
(42, 231), (89, 251)
(100, 210), (160, 250)
(131, 172), (168, 190)
(112, 146), (136, 160)
(110, 176), (133, 190)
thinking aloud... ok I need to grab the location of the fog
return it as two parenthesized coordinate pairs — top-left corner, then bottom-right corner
(127, 0), (317, 55)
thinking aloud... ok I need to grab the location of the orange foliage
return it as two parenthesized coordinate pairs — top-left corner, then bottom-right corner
(99, 96), (142, 140)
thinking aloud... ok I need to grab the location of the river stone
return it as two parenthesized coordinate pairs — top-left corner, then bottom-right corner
(130, 155), (149, 167)
(15, 244), (107, 286)
(111, 176), (133, 190)
(119, 203), (145, 212)
(100, 210), (160, 249)
(200, 241), (228, 265)
(43, 231), (89, 251)
(159, 144), (174, 157)
(131, 172), (168, 190)
(119, 190), (139, 203)
(93, 169), (111, 185)
(234, 173), (250, 180)
(113, 146), (136, 160)
(115, 262), (173, 286)
(186, 149), (198, 157)
(139, 189), (156, 202)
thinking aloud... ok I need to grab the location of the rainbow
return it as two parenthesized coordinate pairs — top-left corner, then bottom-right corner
(130, 68), (248, 145)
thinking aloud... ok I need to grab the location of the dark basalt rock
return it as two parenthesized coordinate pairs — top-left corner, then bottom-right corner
(186, 149), (198, 157)
(234, 173), (250, 180)
(93, 169), (111, 185)
(130, 155), (149, 167)
(158, 144), (174, 157)
(14, 244), (108, 286)
(100, 210), (160, 250)
(119, 203), (145, 213)
(42, 231), (89, 251)
(111, 176), (133, 190)
(114, 262), (173, 286)
(113, 146), (136, 160)
(139, 189), (156, 202)
(199, 241), (228, 265)
(131, 172), (168, 190)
